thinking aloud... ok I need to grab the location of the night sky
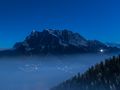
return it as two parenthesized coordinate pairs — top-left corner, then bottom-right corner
(0, 0), (120, 48)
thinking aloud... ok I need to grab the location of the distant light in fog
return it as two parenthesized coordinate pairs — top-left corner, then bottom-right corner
(100, 49), (104, 53)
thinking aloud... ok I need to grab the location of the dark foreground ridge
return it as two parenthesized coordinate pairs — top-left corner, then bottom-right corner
(0, 29), (119, 57)
(51, 55), (120, 90)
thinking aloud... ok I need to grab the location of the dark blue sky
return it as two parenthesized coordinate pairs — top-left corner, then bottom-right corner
(0, 0), (120, 48)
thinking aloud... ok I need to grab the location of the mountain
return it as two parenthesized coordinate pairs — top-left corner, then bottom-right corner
(51, 55), (120, 90)
(13, 29), (88, 55)
(0, 29), (119, 57)
(106, 42), (120, 48)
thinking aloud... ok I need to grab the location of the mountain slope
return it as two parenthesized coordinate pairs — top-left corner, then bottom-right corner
(13, 29), (89, 54)
(0, 29), (120, 56)
(13, 29), (119, 55)
(106, 42), (120, 48)
(51, 55), (120, 90)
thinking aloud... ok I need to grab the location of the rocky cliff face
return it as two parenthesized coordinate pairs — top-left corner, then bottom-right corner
(12, 29), (119, 55)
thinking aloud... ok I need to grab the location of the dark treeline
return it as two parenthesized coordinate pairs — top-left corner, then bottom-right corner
(51, 55), (120, 90)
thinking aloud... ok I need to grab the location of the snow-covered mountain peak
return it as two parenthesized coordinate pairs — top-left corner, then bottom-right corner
(12, 29), (120, 55)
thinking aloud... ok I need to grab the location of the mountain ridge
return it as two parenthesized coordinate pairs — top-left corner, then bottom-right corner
(0, 29), (119, 57)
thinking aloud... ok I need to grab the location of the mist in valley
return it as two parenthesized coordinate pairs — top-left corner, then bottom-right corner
(0, 53), (119, 90)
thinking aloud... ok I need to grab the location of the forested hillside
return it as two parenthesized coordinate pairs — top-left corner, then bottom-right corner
(51, 55), (120, 90)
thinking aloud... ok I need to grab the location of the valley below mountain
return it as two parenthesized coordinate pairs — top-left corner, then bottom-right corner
(0, 53), (119, 90)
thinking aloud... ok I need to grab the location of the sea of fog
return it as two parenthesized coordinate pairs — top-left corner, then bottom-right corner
(0, 53), (119, 90)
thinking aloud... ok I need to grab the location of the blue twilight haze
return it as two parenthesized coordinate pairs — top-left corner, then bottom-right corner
(0, 0), (120, 48)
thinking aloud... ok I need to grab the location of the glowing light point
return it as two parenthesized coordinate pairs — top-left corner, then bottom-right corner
(100, 49), (104, 53)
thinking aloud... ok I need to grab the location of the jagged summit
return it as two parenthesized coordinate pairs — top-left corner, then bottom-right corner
(0, 29), (119, 57)
(25, 29), (88, 47)
(13, 29), (90, 54)
(12, 29), (119, 55)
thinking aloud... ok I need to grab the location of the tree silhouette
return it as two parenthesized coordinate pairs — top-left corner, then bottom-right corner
(51, 55), (120, 90)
